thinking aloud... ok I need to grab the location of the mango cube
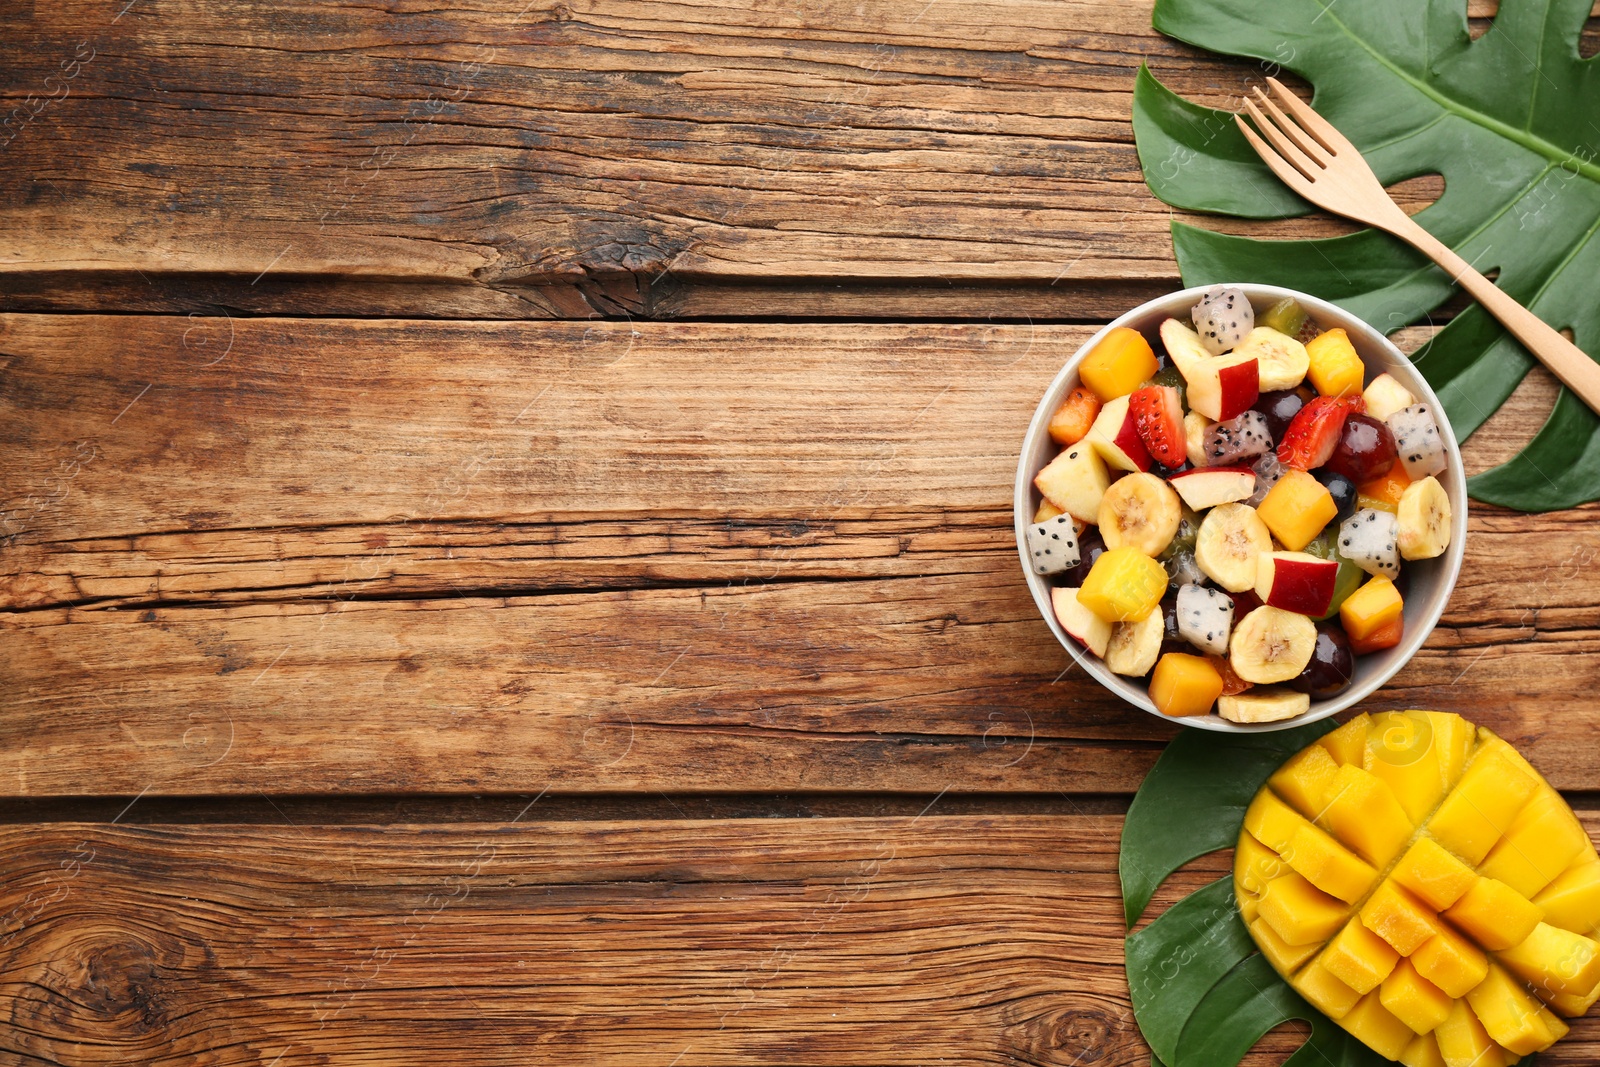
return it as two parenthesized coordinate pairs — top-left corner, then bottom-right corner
(1269, 741), (1342, 820)
(1412, 926), (1490, 998)
(1237, 712), (1597, 1063)
(1434, 1000), (1512, 1067)
(1479, 787), (1589, 899)
(1257, 468), (1338, 551)
(1325, 917), (1401, 993)
(1078, 326), (1158, 402)
(1306, 327), (1366, 398)
(1382, 958), (1454, 1035)
(1466, 963), (1558, 1056)
(1284, 821), (1379, 904)
(1339, 989), (1416, 1059)
(1340, 575), (1404, 643)
(1234, 829), (1289, 900)
(1320, 764), (1415, 867)
(1498, 922), (1600, 997)
(1533, 854), (1600, 933)
(1149, 652), (1224, 717)
(1259, 871), (1350, 946)
(1392, 838), (1478, 911)
(1443, 877), (1543, 951)
(1250, 915), (1320, 973)
(1427, 744), (1536, 865)
(1295, 954), (1362, 1019)
(1365, 710), (1450, 823)
(1243, 788), (1312, 856)
(1320, 713), (1372, 766)
(1363, 881), (1442, 956)
(1077, 546), (1167, 623)
(1399, 1032), (1447, 1067)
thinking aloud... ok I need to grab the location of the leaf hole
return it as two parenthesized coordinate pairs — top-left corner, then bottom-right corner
(1581, 16), (1600, 59)
(1385, 173), (1445, 216)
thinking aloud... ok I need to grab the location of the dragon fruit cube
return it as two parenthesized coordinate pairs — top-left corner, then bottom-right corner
(1176, 582), (1234, 656)
(1387, 403), (1447, 481)
(1026, 513), (1081, 576)
(1191, 285), (1255, 356)
(1338, 508), (1401, 579)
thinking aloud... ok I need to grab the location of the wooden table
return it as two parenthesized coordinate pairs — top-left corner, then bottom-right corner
(3, 2), (1596, 1063)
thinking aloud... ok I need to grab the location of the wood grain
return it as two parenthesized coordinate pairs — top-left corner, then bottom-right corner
(2, 315), (1595, 798)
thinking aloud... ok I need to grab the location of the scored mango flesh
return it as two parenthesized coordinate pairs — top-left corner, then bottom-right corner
(1235, 712), (1600, 1064)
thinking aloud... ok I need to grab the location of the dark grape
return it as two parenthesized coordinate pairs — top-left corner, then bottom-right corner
(1287, 622), (1354, 698)
(1159, 596), (1188, 656)
(1326, 413), (1398, 483)
(1057, 528), (1107, 587)
(1149, 459), (1193, 479)
(1231, 588), (1263, 616)
(1315, 469), (1359, 523)
(1252, 389), (1305, 442)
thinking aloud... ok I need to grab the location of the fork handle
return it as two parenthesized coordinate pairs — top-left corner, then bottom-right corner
(1383, 212), (1600, 416)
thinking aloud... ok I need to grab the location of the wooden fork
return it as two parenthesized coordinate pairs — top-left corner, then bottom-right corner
(1236, 77), (1600, 416)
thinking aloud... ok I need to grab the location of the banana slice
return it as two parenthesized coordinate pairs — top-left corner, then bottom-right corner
(1194, 502), (1272, 592)
(1217, 687), (1311, 724)
(1104, 609), (1165, 677)
(1229, 605), (1317, 684)
(1098, 472), (1183, 557)
(1397, 475), (1452, 560)
(1232, 327), (1310, 391)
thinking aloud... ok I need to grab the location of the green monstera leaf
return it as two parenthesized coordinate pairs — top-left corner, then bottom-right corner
(1132, 0), (1600, 511)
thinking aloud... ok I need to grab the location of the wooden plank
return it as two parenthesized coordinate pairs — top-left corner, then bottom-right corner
(0, 813), (1536, 1065)
(3, 315), (1595, 798)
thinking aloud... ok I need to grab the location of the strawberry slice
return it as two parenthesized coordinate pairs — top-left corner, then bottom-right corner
(1128, 385), (1186, 467)
(1277, 395), (1364, 470)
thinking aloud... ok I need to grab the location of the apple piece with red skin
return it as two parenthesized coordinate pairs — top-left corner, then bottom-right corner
(1159, 319), (1261, 421)
(1168, 465), (1257, 511)
(1254, 551), (1340, 617)
(1084, 394), (1153, 473)
(1052, 586), (1111, 657)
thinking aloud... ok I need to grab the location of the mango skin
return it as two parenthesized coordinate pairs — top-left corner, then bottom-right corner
(1234, 713), (1600, 1063)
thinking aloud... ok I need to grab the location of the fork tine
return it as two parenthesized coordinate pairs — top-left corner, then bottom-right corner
(1264, 77), (1348, 154)
(1249, 85), (1326, 165)
(1241, 99), (1322, 180)
(1234, 115), (1315, 194)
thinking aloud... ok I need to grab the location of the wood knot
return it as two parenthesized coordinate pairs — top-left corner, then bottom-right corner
(7, 918), (205, 1041)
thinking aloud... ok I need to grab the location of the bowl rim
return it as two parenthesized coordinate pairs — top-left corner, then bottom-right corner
(1014, 282), (1469, 733)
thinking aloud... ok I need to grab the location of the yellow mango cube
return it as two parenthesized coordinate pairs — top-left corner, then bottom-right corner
(1257, 468), (1338, 551)
(1284, 821), (1379, 904)
(1077, 546), (1167, 623)
(1412, 926), (1490, 998)
(1306, 328), (1366, 398)
(1269, 742), (1342, 820)
(1382, 957), (1454, 1035)
(1325, 917), (1401, 993)
(1533, 854), (1600, 933)
(1259, 871), (1351, 946)
(1392, 837), (1478, 911)
(1078, 326), (1158, 402)
(1365, 710), (1451, 823)
(1251, 915), (1321, 973)
(1363, 881), (1442, 956)
(1234, 829), (1289, 899)
(1148, 652), (1225, 717)
(1340, 989), (1416, 1059)
(1340, 575), (1404, 643)
(1400, 1032), (1447, 1067)
(1320, 713), (1372, 766)
(1296, 954), (1362, 1019)
(1243, 788), (1312, 856)
(1434, 1000), (1512, 1067)
(1427, 745), (1537, 865)
(1466, 963), (1559, 1056)
(1498, 922), (1600, 997)
(1544, 980), (1600, 1018)
(1320, 764), (1415, 868)
(1443, 877), (1543, 951)
(1428, 711), (1477, 791)
(1479, 787), (1590, 899)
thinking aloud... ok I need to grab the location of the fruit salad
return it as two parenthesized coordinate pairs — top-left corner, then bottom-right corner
(1236, 712), (1600, 1063)
(1026, 288), (1454, 725)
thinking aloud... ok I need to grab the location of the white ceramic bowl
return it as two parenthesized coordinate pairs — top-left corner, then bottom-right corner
(1015, 283), (1467, 732)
